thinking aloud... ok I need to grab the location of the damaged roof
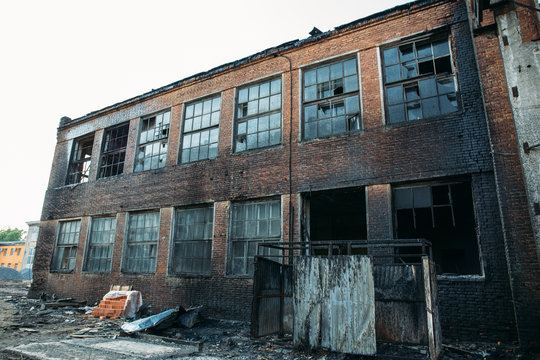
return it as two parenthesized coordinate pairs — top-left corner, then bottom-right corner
(62, 0), (446, 128)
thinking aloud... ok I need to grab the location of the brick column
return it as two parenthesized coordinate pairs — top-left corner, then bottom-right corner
(366, 184), (393, 261)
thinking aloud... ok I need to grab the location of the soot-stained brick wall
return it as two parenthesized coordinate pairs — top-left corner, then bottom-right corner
(31, 0), (521, 342)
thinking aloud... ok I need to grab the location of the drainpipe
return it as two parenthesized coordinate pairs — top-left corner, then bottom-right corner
(275, 53), (294, 264)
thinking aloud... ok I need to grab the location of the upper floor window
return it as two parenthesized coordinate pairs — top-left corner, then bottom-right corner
(235, 78), (281, 152)
(51, 220), (81, 271)
(382, 37), (458, 124)
(84, 216), (116, 273)
(303, 57), (361, 140)
(181, 96), (221, 163)
(135, 111), (170, 172)
(122, 211), (160, 273)
(99, 122), (129, 178)
(66, 134), (94, 185)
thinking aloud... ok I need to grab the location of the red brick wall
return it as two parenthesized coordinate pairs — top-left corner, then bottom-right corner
(30, 0), (524, 341)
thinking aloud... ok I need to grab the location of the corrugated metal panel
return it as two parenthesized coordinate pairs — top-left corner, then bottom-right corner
(293, 256), (376, 355)
(373, 264), (427, 343)
(251, 257), (293, 337)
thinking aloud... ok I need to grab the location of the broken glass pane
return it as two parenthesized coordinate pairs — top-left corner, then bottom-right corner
(435, 56), (452, 74)
(406, 102), (421, 120)
(399, 43), (414, 61)
(440, 93), (457, 114)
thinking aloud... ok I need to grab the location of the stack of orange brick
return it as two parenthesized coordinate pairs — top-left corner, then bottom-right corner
(91, 296), (127, 320)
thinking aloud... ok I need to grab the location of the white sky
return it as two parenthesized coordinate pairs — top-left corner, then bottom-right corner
(0, 0), (412, 231)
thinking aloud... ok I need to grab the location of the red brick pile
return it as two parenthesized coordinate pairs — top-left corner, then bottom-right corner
(91, 296), (127, 320)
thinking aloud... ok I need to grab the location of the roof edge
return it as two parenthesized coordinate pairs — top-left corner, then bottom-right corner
(61, 0), (448, 129)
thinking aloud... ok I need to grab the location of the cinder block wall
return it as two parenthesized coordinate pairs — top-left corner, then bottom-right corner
(31, 0), (524, 342)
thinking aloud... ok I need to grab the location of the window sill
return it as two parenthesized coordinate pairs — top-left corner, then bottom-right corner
(176, 157), (218, 166)
(120, 272), (156, 276)
(301, 129), (364, 144)
(232, 143), (283, 156)
(437, 274), (484, 282)
(49, 269), (74, 274)
(168, 273), (212, 278)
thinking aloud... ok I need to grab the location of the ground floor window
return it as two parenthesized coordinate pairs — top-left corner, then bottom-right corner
(171, 206), (214, 275)
(229, 199), (281, 276)
(393, 181), (481, 275)
(51, 220), (81, 271)
(122, 212), (160, 273)
(84, 216), (116, 272)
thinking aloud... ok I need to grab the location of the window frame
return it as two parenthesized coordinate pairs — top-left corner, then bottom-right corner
(51, 219), (82, 272)
(392, 180), (483, 277)
(66, 134), (94, 185)
(169, 205), (214, 276)
(381, 34), (459, 124)
(179, 94), (222, 164)
(134, 110), (171, 173)
(121, 211), (160, 274)
(301, 56), (362, 140)
(83, 216), (117, 273)
(227, 198), (282, 277)
(98, 122), (130, 179)
(233, 77), (283, 153)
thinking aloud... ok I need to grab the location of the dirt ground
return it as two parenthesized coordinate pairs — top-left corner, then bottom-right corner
(0, 279), (532, 360)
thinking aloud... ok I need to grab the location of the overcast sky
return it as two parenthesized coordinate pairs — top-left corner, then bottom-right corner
(0, 0), (412, 232)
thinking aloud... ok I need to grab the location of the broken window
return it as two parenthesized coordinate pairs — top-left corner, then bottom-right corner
(382, 37), (458, 124)
(303, 58), (361, 140)
(122, 212), (160, 273)
(98, 122), (129, 178)
(84, 216), (116, 273)
(51, 220), (81, 271)
(229, 199), (281, 276)
(181, 95), (221, 163)
(66, 134), (94, 185)
(170, 206), (213, 275)
(393, 182), (481, 275)
(235, 78), (281, 152)
(135, 111), (170, 172)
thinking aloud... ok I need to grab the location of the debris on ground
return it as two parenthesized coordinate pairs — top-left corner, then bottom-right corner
(0, 279), (535, 360)
(121, 308), (181, 334)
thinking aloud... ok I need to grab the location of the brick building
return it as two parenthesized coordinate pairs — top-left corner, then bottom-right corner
(30, 0), (540, 345)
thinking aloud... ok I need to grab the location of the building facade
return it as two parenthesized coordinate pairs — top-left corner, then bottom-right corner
(31, 0), (540, 345)
(0, 241), (25, 271)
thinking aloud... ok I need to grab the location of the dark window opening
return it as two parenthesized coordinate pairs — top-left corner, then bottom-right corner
(306, 188), (367, 255)
(394, 182), (481, 275)
(66, 135), (94, 185)
(99, 123), (129, 178)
